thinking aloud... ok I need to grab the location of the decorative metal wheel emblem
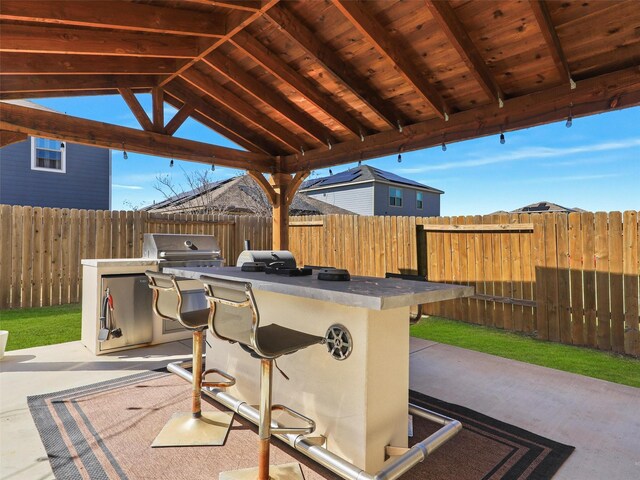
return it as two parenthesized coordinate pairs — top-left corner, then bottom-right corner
(325, 324), (352, 361)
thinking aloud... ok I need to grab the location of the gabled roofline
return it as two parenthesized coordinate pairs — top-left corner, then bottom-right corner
(300, 177), (444, 194)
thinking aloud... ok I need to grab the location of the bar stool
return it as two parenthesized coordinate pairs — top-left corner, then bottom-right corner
(201, 275), (324, 480)
(146, 270), (235, 447)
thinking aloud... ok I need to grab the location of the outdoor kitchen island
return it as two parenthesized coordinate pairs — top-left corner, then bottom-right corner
(164, 266), (473, 475)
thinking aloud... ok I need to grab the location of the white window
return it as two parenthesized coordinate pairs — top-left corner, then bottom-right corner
(31, 137), (66, 173)
(416, 191), (423, 209)
(389, 187), (403, 207)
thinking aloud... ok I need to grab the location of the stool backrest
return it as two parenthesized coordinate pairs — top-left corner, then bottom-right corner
(145, 270), (207, 329)
(201, 275), (259, 350)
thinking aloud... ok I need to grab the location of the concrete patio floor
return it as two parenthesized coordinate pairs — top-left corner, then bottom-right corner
(1, 337), (638, 480)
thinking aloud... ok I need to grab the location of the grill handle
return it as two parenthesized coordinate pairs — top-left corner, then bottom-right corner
(159, 250), (220, 259)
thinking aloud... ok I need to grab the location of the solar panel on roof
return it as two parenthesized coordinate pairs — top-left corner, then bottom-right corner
(316, 170), (361, 187)
(301, 178), (323, 189)
(372, 168), (428, 188)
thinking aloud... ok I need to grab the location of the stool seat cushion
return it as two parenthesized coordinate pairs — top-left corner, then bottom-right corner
(179, 308), (209, 329)
(255, 324), (324, 358)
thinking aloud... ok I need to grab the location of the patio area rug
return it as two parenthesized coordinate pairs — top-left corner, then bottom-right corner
(28, 370), (573, 480)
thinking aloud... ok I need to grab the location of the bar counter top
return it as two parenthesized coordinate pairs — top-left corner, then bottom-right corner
(163, 266), (473, 310)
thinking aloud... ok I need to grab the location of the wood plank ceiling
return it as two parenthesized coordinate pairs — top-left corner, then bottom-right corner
(1, 0), (639, 173)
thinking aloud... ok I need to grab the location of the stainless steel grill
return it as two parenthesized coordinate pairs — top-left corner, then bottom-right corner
(143, 233), (224, 269)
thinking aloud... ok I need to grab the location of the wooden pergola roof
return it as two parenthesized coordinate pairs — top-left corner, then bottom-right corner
(1, 0), (639, 176)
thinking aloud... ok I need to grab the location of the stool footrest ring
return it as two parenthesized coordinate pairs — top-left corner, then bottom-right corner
(201, 368), (236, 388)
(270, 404), (315, 435)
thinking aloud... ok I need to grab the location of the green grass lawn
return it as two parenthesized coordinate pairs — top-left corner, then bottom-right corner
(411, 316), (640, 388)
(0, 304), (81, 351)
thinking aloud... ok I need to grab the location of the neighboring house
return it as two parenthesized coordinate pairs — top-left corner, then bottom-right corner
(299, 165), (443, 217)
(143, 174), (355, 216)
(0, 100), (111, 210)
(510, 202), (584, 214)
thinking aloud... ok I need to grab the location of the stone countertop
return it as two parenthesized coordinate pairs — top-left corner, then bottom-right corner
(163, 266), (473, 310)
(81, 258), (158, 267)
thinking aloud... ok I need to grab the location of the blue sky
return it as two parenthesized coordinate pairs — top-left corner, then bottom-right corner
(34, 95), (639, 216)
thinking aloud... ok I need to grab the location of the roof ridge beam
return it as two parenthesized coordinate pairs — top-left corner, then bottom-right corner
(424, 0), (504, 105)
(203, 50), (334, 145)
(0, 101), (274, 171)
(232, 31), (365, 138)
(332, 0), (449, 119)
(265, 4), (405, 129)
(529, 0), (575, 88)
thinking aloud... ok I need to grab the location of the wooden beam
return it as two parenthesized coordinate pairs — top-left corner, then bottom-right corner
(0, 23), (206, 58)
(247, 170), (278, 205)
(164, 80), (282, 156)
(529, 0), (574, 87)
(0, 89), (151, 100)
(0, 101), (274, 171)
(181, 67), (303, 153)
(269, 173), (292, 250)
(332, 0), (448, 119)
(283, 66), (640, 172)
(204, 50), (334, 145)
(232, 31), (363, 137)
(266, 4), (403, 129)
(183, 0), (261, 11)
(0, 75), (161, 95)
(285, 171), (310, 206)
(0, 52), (185, 75)
(158, 0), (279, 88)
(0, 130), (27, 148)
(424, 0), (504, 104)
(421, 224), (534, 233)
(0, 1), (226, 37)
(152, 87), (165, 133)
(118, 88), (154, 132)
(164, 103), (195, 136)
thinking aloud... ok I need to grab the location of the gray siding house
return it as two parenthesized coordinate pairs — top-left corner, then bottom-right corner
(0, 101), (111, 210)
(300, 166), (443, 217)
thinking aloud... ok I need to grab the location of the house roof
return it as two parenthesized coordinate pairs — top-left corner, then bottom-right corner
(510, 201), (580, 214)
(143, 174), (355, 216)
(300, 165), (444, 194)
(1, 99), (57, 113)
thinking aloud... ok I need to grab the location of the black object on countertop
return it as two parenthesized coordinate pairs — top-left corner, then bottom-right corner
(317, 268), (351, 281)
(241, 262), (266, 272)
(265, 266), (312, 277)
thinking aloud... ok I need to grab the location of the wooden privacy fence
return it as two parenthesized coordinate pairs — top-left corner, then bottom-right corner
(1, 206), (638, 356)
(0, 205), (272, 309)
(287, 212), (640, 357)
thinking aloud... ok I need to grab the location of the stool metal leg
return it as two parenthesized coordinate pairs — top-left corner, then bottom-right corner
(219, 358), (305, 480)
(152, 330), (234, 448)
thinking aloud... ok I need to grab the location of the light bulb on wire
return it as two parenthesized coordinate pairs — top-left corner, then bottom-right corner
(170, 159), (174, 168)
(211, 163), (215, 172)
(566, 104), (573, 128)
(397, 153), (402, 163)
(441, 141), (447, 152)
(500, 132), (506, 144)
(122, 142), (128, 160)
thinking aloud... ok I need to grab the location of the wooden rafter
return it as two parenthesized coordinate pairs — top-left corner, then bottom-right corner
(0, 130), (27, 148)
(0, 52), (185, 76)
(283, 66), (640, 172)
(184, 0), (261, 12)
(164, 103), (195, 136)
(181, 67), (303, 153)
(529, 0), (575, 88)
(152, 88), (165, 133)
(232, 31), (363, 137)
(118, 88), (154, 131)
(0, 75), (161, 98)
(164, 80), (282, 156)
(424, 0), (504, 105)
(0, 23), (206, 59)
(332, 0), (448, 120)
(265, 4), (404, 129)
(204, 50), (334, 145)
(0, 101), (274, 171)
(0, 1), (226, 37)
(285, 171), (310, 206)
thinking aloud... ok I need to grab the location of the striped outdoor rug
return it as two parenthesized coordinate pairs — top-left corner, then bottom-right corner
(28, 370), (573, 480)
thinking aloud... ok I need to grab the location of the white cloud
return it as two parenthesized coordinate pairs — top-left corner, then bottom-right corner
(113, 184), (144, 190)
(397, 138), (640, 174)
